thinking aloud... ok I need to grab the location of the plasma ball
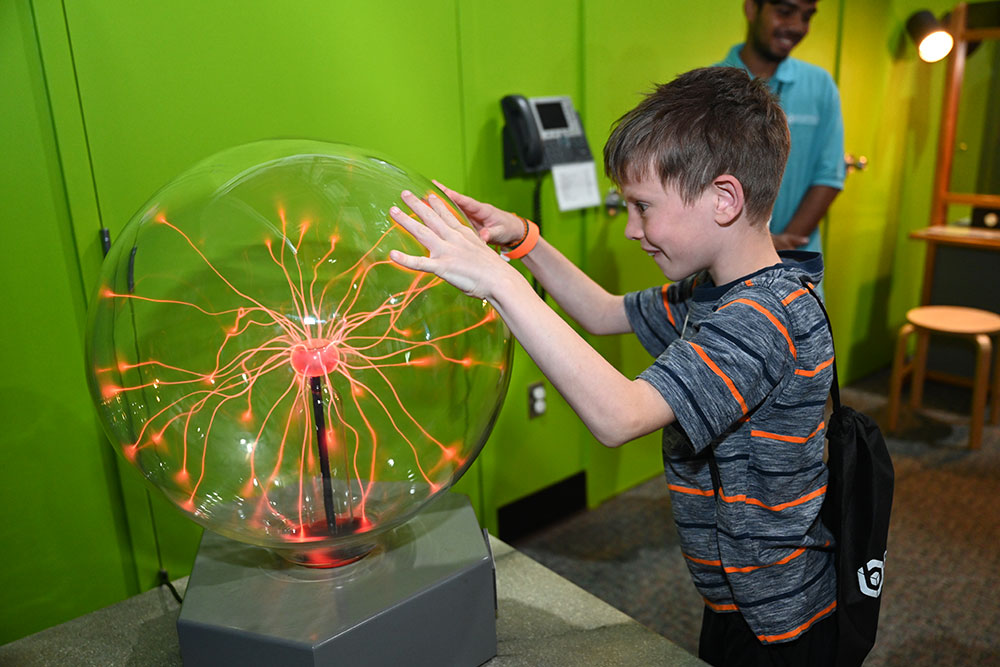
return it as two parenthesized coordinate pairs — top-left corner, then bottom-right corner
(290, 339), (341, 377)
(85, 140), (513, 566)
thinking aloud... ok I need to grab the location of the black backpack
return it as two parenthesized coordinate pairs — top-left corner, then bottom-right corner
(808, 287), (895, 666)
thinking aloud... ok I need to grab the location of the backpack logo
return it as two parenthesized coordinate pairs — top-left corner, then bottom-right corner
(857, 552), (886, 598)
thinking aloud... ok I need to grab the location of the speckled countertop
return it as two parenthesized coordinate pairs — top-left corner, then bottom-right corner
(0, 536), (704, 666)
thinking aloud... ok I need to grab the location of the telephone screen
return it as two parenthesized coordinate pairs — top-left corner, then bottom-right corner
(535, 102), (569, 130)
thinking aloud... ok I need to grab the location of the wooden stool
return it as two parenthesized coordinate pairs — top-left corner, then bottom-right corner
(887, 306), (1000, 449)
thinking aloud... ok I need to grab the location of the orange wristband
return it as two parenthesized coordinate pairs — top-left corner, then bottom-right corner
(503, 219), (540, 260)
(507, 216), (530, 247)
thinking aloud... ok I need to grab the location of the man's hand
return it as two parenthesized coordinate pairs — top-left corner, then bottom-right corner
(771, 232), (809, 250)
(775, 185), (841, 250)
(388, 190), (515, 300)
(433, 181), (526, 247)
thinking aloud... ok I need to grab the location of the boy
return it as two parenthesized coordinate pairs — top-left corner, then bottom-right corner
(389, 67), (837, 666)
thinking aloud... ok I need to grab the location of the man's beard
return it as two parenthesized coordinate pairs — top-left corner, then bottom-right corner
(752, 32), (797, 63)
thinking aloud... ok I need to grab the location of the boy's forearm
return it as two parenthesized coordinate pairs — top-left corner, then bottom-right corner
(387, 190), (666, 446)
(488, 270), (674, 447)
(519, 237), (630, 336)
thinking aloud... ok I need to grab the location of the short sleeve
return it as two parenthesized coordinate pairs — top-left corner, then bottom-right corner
(810, 74), (845, 190)
(625, 280), (692, 357)
(637, 288), (793, 451)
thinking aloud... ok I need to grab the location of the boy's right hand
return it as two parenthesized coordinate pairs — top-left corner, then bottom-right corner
(389, 190), (516, 301)
(433, 180), (527, 247)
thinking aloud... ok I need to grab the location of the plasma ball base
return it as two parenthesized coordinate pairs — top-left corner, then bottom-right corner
(177, 493), (497, 667)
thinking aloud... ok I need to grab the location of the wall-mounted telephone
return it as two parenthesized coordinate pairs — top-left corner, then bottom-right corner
(501, 95), (594, 179)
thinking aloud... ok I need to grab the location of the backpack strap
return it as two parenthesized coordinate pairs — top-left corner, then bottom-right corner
(804, 284), (841, 413)
(707, 281), (836, 495)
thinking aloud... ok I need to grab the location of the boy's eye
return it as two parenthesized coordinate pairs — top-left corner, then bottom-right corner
(634, 202), (649, 214)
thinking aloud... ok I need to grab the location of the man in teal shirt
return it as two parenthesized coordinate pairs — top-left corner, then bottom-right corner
(719, 0), (844, 259)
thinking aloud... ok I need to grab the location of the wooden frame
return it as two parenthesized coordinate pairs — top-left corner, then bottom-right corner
(921, 2), (1000, 304)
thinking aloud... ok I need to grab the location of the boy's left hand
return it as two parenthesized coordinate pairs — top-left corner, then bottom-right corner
(389, 190), (512, 300)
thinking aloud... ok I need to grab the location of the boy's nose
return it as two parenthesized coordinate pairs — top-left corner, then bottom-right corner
(624, 215), (642, 241)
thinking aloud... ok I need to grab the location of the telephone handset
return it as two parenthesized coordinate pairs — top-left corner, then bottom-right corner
(501, 94), (593, 179)
(501, 95), (545, 170)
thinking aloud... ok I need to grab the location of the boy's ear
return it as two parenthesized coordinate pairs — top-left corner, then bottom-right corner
(712, 174), (745, 227)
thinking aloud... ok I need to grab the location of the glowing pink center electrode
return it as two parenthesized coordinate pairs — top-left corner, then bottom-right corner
(290, 339), (341, 377)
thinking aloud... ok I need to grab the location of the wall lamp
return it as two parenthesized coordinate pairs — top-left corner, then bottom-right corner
(906, 10), (955, 62)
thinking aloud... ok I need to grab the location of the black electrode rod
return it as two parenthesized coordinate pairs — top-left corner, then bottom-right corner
(309, 376), (338, 533)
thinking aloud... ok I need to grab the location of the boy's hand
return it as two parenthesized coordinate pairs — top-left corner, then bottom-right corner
(389, 190), (513, 300)
(433, 180), (526, 247)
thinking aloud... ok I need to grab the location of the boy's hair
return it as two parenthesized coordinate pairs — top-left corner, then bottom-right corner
(603, 67), (789, 225)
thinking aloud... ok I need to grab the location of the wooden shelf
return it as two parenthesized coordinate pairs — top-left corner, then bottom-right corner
(910, 225), (1000, 250)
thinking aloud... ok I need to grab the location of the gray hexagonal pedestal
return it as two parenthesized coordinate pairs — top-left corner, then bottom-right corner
(177, 493), (496, 666)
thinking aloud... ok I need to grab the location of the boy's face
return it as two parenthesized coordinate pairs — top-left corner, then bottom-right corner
(621, 173), (722, 282)
(745, 0), (818, 62)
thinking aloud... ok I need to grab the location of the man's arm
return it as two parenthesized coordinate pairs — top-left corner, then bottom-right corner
(389, 190), (674, 447)
(776, 70), (845, 251)
(772, 184), (840, 250)
(774, 68), (845, 251)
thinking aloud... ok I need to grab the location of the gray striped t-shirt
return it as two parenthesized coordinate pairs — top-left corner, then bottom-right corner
(624, 251), (837, 645)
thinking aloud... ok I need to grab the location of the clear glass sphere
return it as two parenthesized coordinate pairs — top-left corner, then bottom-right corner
(86, 140), (512, 566)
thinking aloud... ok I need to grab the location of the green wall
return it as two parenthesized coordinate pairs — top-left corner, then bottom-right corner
(1, 0), (984, 643)
(1, 0), (136, 640)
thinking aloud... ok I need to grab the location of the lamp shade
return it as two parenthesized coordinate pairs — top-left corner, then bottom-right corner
(906, 10), (954, 62)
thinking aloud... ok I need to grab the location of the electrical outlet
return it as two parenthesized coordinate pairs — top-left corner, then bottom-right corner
(528, 382), (546, 419)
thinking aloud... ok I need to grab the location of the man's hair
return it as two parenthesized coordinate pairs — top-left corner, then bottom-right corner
(603, 67), (790, 225)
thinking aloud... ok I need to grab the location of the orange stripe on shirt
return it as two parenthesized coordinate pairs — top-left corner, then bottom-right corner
(757, 599), (837, 643)
(782, 288), (808, 305)
(684, 553), (722, 567)
(668, 483), (715, 497)
(661, 284), (676, 328)
(704, 598), (739, 612)
(717, 484), (827, 512)
(751, 421), (825, 444)
(723, 546), (808, 574)
(746, 485), (827, 511)
(689, 341), (749, 414)
(795, 356), (834, 377)
(718, 298), (797, 359)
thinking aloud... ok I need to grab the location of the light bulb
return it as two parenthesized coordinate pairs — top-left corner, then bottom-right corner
(918, 30), (954, 63)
